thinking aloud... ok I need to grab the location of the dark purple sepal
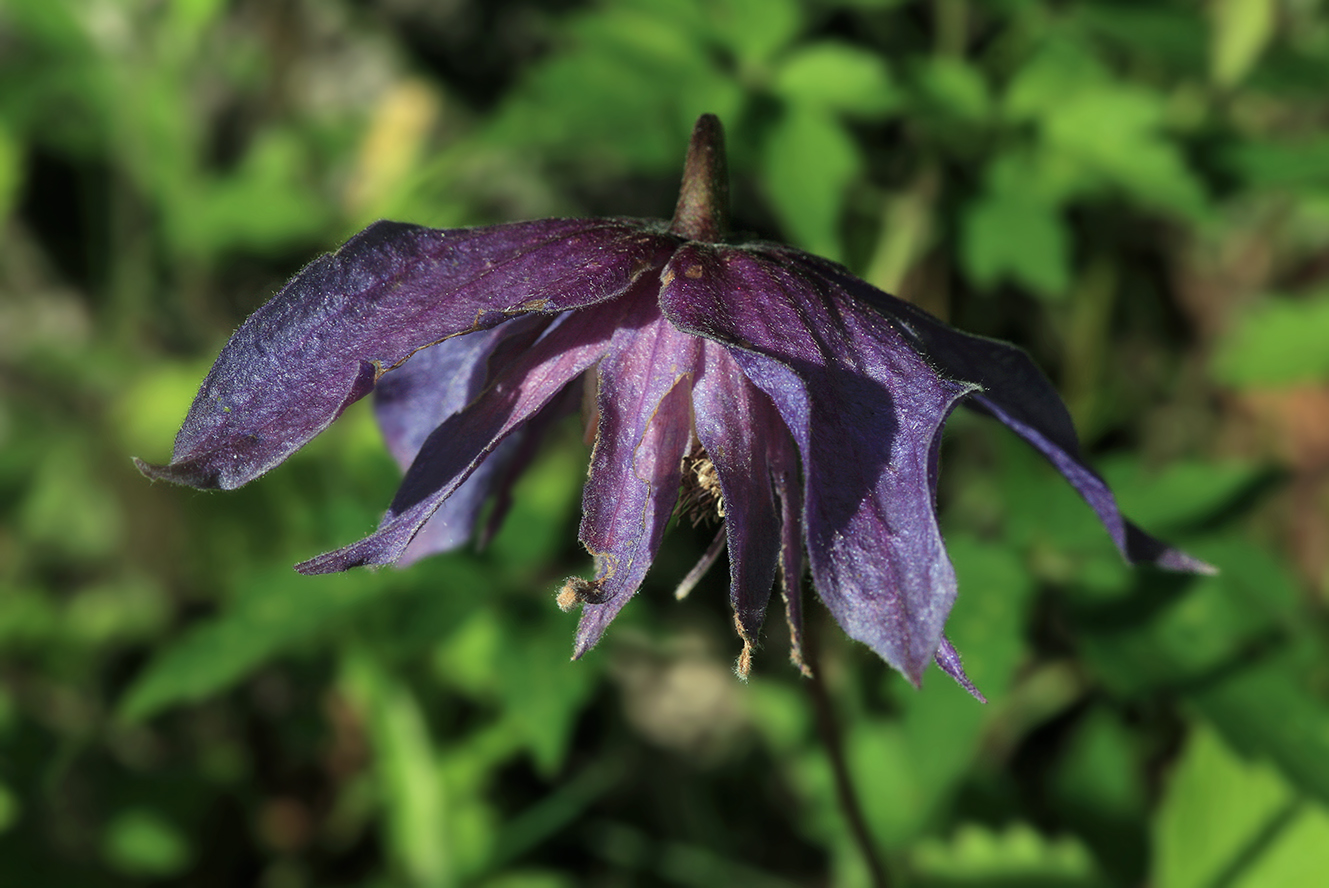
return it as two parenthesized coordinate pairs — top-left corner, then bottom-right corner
(660, 244), (978, 684)
(296, 302), (630, 574)
(570, 307), (700, 657)
(693, 341), (790, 671)
(934, 636), (986, 703)
(137, 218), (676, 490)
(784, 251), (1214, 576)
(374, 318), (551, 561)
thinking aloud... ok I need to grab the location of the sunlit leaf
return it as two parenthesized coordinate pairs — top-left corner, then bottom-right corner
(773, 42), (899, 116)
(1154, 725), (1297, 888)
(762, 105), (859, 260)
(1210, 0), (1278, 87)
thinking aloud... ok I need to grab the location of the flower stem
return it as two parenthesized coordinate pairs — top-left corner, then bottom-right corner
(670, 114), (730, 242)
(804, 634), (892, 888)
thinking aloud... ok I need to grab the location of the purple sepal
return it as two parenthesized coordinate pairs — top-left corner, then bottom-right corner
(137, 219), (676, 490)
(374, 317), (551, 561)
(934, 635), (986, 703)
(296, 301), (631, 574)
(570, 305), (700, 657)
(786, 250), (1215, 576)
(660, 244), (977, 685)
(692, 343), (781, 651)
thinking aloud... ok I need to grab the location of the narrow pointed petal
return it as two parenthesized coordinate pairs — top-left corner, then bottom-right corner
(660, 245), (977, 684)
(692, 340), (789, 656)
(398, 394), (577, 565)
(569, 310), (700, 657)
(137, 219), (676, 490)
(373, 317), (553, 561)
(374, 316), (550, 470)
(934, 636), (986, 702)
(786, 251), (1214, 575)
(297, 303), (630, 574)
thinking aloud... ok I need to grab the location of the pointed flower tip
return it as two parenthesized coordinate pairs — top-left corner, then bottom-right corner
(133, 455), (226, 490)
(670, 113), (730, 242)
(1163, 549), (1220, 577)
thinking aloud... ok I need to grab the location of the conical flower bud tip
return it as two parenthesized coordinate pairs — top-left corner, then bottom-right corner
(670, 114), (730, 242)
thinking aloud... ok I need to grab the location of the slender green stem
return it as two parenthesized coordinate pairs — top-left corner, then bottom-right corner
(804, 635), (891, 888)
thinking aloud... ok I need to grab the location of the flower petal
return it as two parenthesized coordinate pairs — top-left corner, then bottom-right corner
(296, 300), (633, 574)
(693, 340), (794, 673)
(660, 245), (977, 684)
(136, 219), (676, 490)
(787, 251), (1213, 574)
(934, 636), (986, 703)
(566, 308), (700, 657)
(374, 317), (551, 561)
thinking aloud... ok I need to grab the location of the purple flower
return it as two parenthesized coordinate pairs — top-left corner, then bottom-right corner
(136, 115), (1211, 694)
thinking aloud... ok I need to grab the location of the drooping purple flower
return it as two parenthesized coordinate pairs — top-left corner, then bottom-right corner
(136, 115), (1212, 694)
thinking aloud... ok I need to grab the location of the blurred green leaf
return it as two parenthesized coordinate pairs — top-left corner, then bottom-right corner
(708, 0), (802, 67)
(1153, 725), (1298, 888)
(0, 783), (19, 834)
(0, 125), (19, 219)
(1042, 87), (1207, 217)
(345, 650), (452, 888)
(1224, 138), (1329, 188)
(772, 42), (898, 116)
(763, 105), (859, 260)
(944, 534), (1037, 699)
(910, 822), (1100, 887)
(1232, 803), (1329, 888)
(1100, 457), (1263, 531)
(1210, 0), (1278, 88)
(1212, 293), (1329, 386)
(915, 56), (992, 121)
(962, 188), (1071, 298)
(1189, 648), (1329, 810)
(19, 441), (123, 561)
(119, 570), (386, 721)
(102, 809), (192, 878)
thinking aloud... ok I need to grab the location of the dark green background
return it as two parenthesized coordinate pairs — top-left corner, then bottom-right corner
(2, 0), (1328, 885)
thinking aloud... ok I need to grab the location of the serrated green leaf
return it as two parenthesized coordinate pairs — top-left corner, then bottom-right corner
(910, 822), (1099, 884)
(1154, 725), (1293, 888)
(1212, 293), (1329, 386)
(1189, 649), (1329, 809)
(773, 42), (898, 116)
(962, 188), (1071, 298)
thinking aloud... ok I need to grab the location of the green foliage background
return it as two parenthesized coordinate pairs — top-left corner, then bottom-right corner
(2, 0), (1328, 885)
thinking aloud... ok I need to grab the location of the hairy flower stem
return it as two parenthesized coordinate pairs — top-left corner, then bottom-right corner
(804, 632), (892, 888)
(670, 113), (730, 242)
